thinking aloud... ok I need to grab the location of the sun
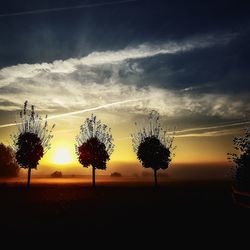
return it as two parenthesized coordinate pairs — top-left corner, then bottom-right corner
(52, 147), (73, 164)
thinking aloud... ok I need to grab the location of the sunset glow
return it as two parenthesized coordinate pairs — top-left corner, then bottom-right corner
(52, 147), (73, 165)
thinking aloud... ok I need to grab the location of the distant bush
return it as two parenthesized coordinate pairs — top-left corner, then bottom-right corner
(110, 172), (122, 177)
(0, 143), (19, 177)
(141, 171), (151, 177)
(157, 172), (169, 177)
(51, 171), (63, 178)
(132, 173), (139, 177)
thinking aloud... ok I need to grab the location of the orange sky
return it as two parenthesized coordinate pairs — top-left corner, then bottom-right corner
(0, 108), (242, 176)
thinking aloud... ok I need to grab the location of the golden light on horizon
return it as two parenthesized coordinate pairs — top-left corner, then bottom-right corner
(52, 147), (73, 165)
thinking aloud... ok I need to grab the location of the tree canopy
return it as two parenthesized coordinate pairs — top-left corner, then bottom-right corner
(228, 128), (250, 191)
(78, 137), (110, 170)
(132, 110), (175, 187)
(137, 136), (171, 170)
(76, 114), (114, 170)
(0, 143), (19, 177)
(15, 132), (44, 169)
(132, 110), (175, 171)
(11, 101), (55, 169)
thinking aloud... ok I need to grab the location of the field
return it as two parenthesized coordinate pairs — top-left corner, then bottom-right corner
(0, 176), (249, 243)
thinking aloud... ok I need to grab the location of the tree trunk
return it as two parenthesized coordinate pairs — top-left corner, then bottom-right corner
(92, 166), (96, 188)
(27, 167), (31, 189)
(154, 169), (158, 187)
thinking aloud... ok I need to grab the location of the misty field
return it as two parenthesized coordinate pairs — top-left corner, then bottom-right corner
(0, 175), (248, 242)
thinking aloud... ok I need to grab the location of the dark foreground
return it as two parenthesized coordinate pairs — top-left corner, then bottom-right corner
(0, 178), (249, 243)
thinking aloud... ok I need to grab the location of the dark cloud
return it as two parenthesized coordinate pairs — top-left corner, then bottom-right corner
(121, 31), (250, 94)
(0, 85), (22, 94)
(70, 64), (114, 84)
(0, 100), (19, 107)
(1, 0), (250, 67)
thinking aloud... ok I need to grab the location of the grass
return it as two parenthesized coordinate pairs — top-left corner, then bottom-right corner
(0, 176), (248, 242)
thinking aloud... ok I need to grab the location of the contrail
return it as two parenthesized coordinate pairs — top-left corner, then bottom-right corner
(0, 99), (141, 128)
(0, 0), (138, 18)
(0, 122), (20, 128)
(175, 120), (250, 134)
(116, 121), (250, 140)
(47, 99), (141, 120)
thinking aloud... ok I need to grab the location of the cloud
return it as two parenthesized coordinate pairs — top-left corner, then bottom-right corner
(0, 78), (249, 127)
(0, 35), (248, 135)
(0, 34), (234, 88)
(0, 99), (143, 128)
(175, 121), (250, 137)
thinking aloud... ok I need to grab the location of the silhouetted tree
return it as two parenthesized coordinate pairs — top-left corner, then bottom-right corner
(132, 110), (175, 187)
(0, 143), (19, 177)
(76, 114), (114, 187)
(228, 128), (250, 191)
(51, 171), (63, 178)
(11, 101), (55, 189)
(110, 172), (122, 177)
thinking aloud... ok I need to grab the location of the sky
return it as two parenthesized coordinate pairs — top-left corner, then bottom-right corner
(0, 0), (250, 176)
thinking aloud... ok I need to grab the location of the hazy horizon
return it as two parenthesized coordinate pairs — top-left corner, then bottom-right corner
(2, 162), (230, 182)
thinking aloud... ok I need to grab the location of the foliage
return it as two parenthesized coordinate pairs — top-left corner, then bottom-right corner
(0, 143), (19, 177)
(228, 128), (250, 191)
(76, 114), (114, 170)
(11, 101), (55, 169)
(51, 171), (63, 178)
(78, 137), (109, 169)
(132, 110), (175, 171)
(110, 172), (122, 177)
(137, 136), (170, 170)
(15, 132), (44, 169)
